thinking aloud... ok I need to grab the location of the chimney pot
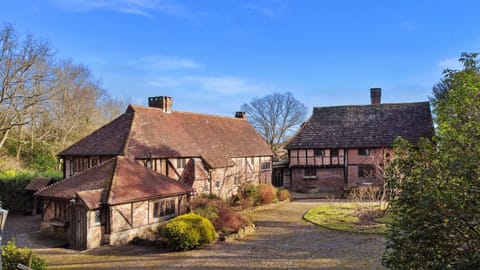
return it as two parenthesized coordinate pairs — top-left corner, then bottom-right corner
(370, 88), (381, 105)
(148, 96), (172, 113)
(235, 112), (247, 119)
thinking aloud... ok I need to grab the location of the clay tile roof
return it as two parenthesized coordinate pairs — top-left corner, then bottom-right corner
(35, 157), (193, 206)
(25, 177), (52, 191)
(106, 157), (194, 205)
(35, 158), (116, 200)
(77, 189), (103, 210)
(58, 105), (272, 168)
(286, 102), (434, 149)
(58, 112), (134, 156)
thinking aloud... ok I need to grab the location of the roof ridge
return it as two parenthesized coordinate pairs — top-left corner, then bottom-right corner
(105, 156), (121, 205)
(58, 113), (130, 156)
(121, 108), (136, 156)
(314, 101), (430, 110)
(130, 104), (245, 120)
(35, 158), (116, 195)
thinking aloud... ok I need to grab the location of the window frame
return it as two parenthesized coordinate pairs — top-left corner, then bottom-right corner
(94, 210), (101, 226)
(314, 149), (325, 157)
(303, 168), (317, 179)
(358, 148), (370, 156)
(358, 165), (375, 178)
(153, 199), (177, 219)
(176, 158), (186, 169)
(330, 148), (339, 157)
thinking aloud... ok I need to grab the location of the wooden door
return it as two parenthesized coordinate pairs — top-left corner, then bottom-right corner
(71, 206), (87, 250)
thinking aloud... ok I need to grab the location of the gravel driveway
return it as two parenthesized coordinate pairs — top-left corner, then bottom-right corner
(6, 200), (386, 269)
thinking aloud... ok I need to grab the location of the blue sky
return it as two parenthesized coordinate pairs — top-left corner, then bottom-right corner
(3, 0), (480, 116)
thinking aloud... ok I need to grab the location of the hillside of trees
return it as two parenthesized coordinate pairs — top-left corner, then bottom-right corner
(0, 23), (127, 176)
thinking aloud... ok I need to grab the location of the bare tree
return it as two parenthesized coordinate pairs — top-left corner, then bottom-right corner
(241, 92), (307, 157)
(0, 23), (53, 151)
(0, 23), (127, 171)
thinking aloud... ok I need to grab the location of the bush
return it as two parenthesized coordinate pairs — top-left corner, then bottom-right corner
(191, 197), (220, 221)
(238, 182), (259, 202)
(277, 189), (291, 201)
(257, 184), (277, 205)
(0, 171), (62, 214)
(192, 197), (248, 234)
(213, 206), (248, 234)
(1, 240), (47, 270)
(345, 185), (382, 202)
(162, 213), (216, 250)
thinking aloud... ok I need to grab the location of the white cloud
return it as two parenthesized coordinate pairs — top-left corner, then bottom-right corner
(148, 75), (270, 95)
(130, 55), (200, 70)
(186, 76), (266, 95)
(438, 57), (462, 70)
(49, 0), (193, 18)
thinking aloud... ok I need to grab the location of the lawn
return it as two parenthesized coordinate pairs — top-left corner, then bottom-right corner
(303, 202), (391, 234)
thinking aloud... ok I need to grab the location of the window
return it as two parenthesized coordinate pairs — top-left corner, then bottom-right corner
(176, 158), (186, 169)
(73, 157), (90, 172)
(304, 168), (317, 178)
(314, 149), (325, 157)
(261, 161), (271, 170)
(91, 158), (99, 167)
(54, 202), (67, 219)
(330, 149), (339, 156)
(215, 181), (221, 188)
(358, 148), (370, 156)
(153, 199), (176, 219)
(153, 202), (160, 218)
(94, 210), (101, 225)
(234, 176), (240, 185)
(358, 166), (375, 178)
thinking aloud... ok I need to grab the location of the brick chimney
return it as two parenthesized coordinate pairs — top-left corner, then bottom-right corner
(370, 88), (381, 105)
(148, 96), (172, 113)
(235, 112), (247, 119)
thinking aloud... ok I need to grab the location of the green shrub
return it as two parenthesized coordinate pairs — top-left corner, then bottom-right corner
(162, 213), (216, 250)
(258, 184), (277, 205)
(238, 182), (259, 201)
(192, 200), (220, 222)
(1, 240), (47, 270)
(277, 188), (291, 201)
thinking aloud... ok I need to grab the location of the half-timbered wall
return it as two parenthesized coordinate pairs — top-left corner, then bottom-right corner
(289, 149), (345, 167)
(108, 195), (189, 246)
(137, 156), (273, 199)
(64, 156), (114, 178)
(289, 147), (390, 190)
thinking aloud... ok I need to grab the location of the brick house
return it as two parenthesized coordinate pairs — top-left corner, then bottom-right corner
(35, 96), (273, 249)
(285, 88), (434, 191)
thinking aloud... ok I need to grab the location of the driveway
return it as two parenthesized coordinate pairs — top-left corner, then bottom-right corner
(5, 200), (386, 269)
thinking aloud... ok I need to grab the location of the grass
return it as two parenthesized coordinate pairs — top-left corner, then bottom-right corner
(304, 202), (390, 234)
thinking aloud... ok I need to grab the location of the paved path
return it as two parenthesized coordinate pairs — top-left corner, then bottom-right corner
(7, 201), (386, 269)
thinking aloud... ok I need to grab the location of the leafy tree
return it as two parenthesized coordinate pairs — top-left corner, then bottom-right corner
(383, 53), (480, 269)
(241, 92), (307, 157)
